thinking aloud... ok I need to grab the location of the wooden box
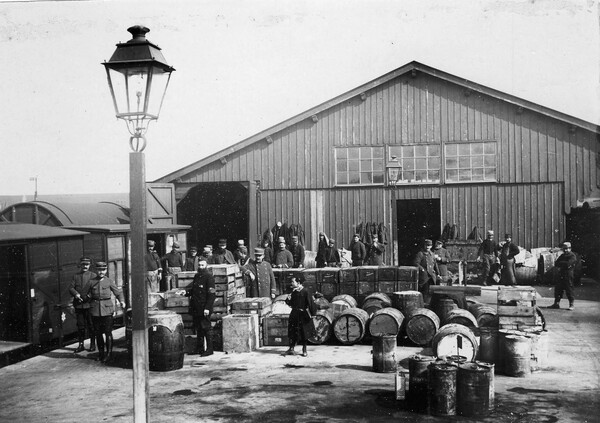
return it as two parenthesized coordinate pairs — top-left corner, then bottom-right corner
(148, 292), (165, 310)
(378, 281), (396, 294)
(262, 315), (289, 346)
(318, 281), (337, 299)
(338, 281), (357, 296)
(339, 268), (358, 283)
(378, 267), (397, 282)
(320, 267), (340, 283)
(357, 266), (378, 282)
(164, 295), (189, 308)
(396, 281), (419, 292)
(222, 314), (259, 353)
(397, 266), (418, 282)
(208, 264), (239, 276)
(302, 268), (320, 284)
(358, 281), (376, 295)
(175, 271), (196, 288)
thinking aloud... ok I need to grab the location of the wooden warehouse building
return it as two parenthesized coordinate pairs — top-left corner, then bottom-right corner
(157, 61), (599, 267)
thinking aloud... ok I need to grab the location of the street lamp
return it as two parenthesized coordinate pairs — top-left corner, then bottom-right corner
(103, 25), (174, 423)
(386, 155), (402, 186)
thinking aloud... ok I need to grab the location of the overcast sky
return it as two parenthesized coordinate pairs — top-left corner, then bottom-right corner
(0, 0), (598, 196)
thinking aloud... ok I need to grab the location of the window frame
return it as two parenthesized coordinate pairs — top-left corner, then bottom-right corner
(444, 140), (498, 184)
(335, 146), (385, 187)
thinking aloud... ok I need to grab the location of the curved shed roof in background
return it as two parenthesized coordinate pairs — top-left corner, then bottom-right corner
(0, 201), (130, 226)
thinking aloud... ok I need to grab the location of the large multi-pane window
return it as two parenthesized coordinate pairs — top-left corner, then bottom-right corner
(335, 142), (497, 186)
(336, 147), (384, 185)
(388, 145), (441, 184)
(445, 141), (497, 183)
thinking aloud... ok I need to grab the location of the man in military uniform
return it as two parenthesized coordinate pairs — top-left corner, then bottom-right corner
(499, 233), (520, 286)
(185, 258), (216, 356)
(243, 248), (277, 298)
(145, 240), (162, 293)
(162, 241), (184, 290)
(288, 235), (305, 268)
(549, 241), (578, 311)
(87, 262), (126, 363)
(69, 257), (96, 353)
(413, 239), (439, 301)
(477, 230), (499, 286)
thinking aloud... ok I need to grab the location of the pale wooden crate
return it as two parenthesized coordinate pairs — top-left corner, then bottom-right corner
(498, 286), (537, 302)
(208, 264), (239, 276)
(497, 304), (535, 317)
(148, 292), (165, 310)
(176, 271), (196, 288)
(499, 315), (537, 326)
(165, 296), (190, 308)
(222, 314), (259, 353)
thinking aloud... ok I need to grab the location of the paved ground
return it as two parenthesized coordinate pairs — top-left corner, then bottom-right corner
(0, 279), (598, 423)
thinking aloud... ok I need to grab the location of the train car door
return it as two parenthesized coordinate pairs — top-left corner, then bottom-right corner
(57, 238), (84, 339)
(0, 245), (29, 342)
(29, 241), (60, 345)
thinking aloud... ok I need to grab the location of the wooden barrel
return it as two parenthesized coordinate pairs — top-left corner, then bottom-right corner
(432, 323), (479, 362)
(478, 327), (498, 365)
(408, 354), (436, 411)
(332, 294), (358, 308)
(502, 334), (531, 377)
(368, 308), (405, 337)
(331, 294), (358, 318)
(475, 361), (495, 409)
(391, 290), (424, 315)
(457, 362), (490, 416)
(313, 295), (330, 311)
(433, 298), (458, 324)
(515, 266), (538, 285)
(405, 308), (440, 346)
(372, 335), (397, 373)
(308, 309), (334, 345)
(333, 307), (370, 345)
(427, 362), (458, 416)
(468, 303), (498, 327)
(444, 309), (478, 329)
(362, 292), (392, 316)
(147, 310), (185, 372)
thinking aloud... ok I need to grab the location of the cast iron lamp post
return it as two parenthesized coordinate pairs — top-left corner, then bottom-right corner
(103, 25), (174, 423)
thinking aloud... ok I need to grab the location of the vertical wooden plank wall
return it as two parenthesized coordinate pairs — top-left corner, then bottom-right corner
(177, 72), (597, 253)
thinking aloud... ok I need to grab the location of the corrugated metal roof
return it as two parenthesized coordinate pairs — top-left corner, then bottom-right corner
(0, 201), (130, 225)
(0, 223), (88, 242)
(155, 60), (600, 183)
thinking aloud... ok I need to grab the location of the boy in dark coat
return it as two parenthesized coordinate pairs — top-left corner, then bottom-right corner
(283, 276), (316, 357)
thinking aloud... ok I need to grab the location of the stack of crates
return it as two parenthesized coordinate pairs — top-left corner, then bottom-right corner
(377, 267), (398, 294)
(262, 314), (290, 346)
(497, 286), (538, 330)
(230, 297), (273, 347)
(208, 264), (241, 318)
(339, 267), (358, 296)
(357, 266), (378, 303)
(319, 267), (340, 299)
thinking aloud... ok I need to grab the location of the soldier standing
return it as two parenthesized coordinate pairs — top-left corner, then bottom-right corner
(477, 230), (499, 286)
(185, 258), (216, 356)
(288, 235), (305, 268)
(243, 248), (277, 298)
(145, 240), (162, 293)
(69, 257), (96, 353)
(185, 246), (200, 272)
(413, 239), (439, 301)
(87, 262), (126, 363)
(162, 241), (184, 290)
(549, 241), (577, 311)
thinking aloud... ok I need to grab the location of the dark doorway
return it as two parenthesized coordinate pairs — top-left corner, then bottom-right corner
(178, 183), (249, 251)
(396, 199), (441, 265)
(0, 245), (29, 342)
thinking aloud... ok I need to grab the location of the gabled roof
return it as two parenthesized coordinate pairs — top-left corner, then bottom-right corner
(156, 60), (600, 183)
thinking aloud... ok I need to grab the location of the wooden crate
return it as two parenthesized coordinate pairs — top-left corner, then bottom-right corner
(148, 292), (165, 310)
(397, 266), (418, 282)
(378, 281), (396, 294)
(396, 281), (418, 292)
(175, 271), (196, 288)
(208, 264), (239, 276)
(222, 314), (259, 353)
(378, 267), (397, 282)
(164, 296), (190, 308)
(339, 268), (358, 283)
(262, 315), (289, 346)
(357, 266), (378, 282)
(338, 281), (357, 296)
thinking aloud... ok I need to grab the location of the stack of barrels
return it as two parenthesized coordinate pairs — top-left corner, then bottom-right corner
(408, 354), (494, 417)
